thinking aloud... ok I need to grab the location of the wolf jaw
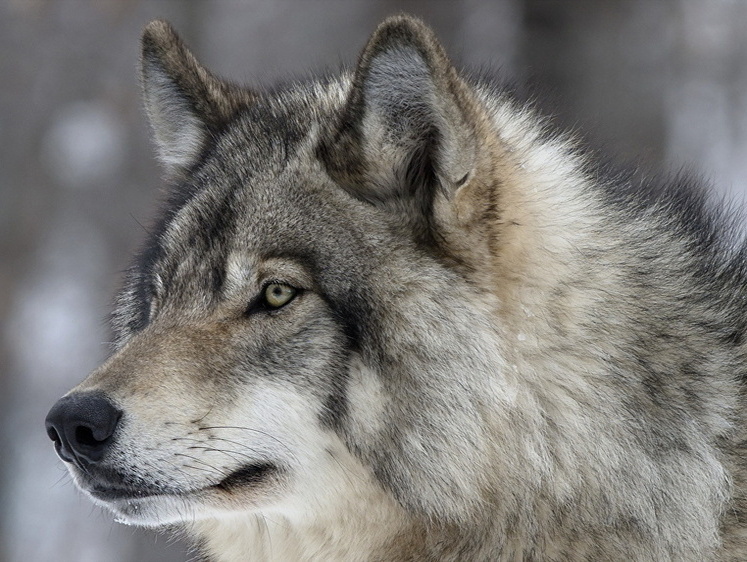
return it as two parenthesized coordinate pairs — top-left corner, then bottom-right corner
(44, 13), (747, 562)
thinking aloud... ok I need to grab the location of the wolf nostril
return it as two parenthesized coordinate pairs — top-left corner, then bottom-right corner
(75, 425), (95, 447)
(45, 391), (122, 467)
(74, 425), (109, 448)
(46, 424), (72, 463)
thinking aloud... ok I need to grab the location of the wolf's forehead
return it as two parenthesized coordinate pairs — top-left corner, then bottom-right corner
(143, 84), (367, 289)
(163, 103), (319, 233)
(213, 102), (310, 178)
(160, 78), (351, 236)
(153, 154), (343, 277)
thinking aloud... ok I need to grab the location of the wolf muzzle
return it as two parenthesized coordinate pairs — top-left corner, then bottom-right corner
(45, 392), (122, 470)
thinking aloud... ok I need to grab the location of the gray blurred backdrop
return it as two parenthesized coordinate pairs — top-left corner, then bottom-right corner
(2, 1), (747, 560)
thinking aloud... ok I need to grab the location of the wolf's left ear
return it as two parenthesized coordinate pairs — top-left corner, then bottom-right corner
(319, 15), (478, 207)
(140, 20), (252, 177)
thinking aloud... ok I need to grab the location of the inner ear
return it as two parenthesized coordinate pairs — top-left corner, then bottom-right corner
(140, 20), (254, 177)
(403, 127), (439, 197)
(319, 15), (477, 205)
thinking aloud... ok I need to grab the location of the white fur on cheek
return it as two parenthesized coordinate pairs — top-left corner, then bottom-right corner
(191, 381), (411, 562)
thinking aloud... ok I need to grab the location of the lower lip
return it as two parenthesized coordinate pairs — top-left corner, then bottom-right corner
(214, 463), (275, 491)
(89, 485), (159, 502)
(87, 463), (275, 501)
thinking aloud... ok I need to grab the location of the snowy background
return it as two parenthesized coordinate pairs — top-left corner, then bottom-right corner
(2, 1), (747, 560)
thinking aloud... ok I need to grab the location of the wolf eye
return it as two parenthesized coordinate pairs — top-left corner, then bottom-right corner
(264, 283), (297, 308)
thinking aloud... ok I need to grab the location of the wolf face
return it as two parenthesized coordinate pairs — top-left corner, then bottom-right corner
(45, 15), (747, 561)
(45, 17), (513, 532)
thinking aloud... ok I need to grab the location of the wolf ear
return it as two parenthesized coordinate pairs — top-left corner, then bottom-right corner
(140, 20), (252, 176)
(319, 15), (477, 208)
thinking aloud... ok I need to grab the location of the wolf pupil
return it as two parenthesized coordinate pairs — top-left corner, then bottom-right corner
(264, 283), (296, 308)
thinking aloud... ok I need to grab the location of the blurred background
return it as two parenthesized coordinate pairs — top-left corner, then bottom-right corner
(2, 1), (747, 560)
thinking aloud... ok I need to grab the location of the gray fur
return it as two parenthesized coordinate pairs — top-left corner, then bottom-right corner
(46, 14), (747, 561)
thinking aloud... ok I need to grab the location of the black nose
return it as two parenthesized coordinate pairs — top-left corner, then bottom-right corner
(45, 391), (122, 468)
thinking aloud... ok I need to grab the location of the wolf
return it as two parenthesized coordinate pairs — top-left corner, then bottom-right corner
(45, 14), (747, 561)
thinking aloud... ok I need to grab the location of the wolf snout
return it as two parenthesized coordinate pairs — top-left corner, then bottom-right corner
(45, 391), (122, 469)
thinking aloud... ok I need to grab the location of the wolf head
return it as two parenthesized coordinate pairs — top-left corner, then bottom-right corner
(45, 16), (519, 530)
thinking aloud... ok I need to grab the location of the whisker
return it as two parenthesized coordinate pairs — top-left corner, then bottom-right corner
(174, 453), (231, 479)
(173, 436), (268, 463)
(181, 464), (224, 477)
(209, 436), (295, 462)
(184, 444), (263, 466)
(327, 449), (367, 488)
(192, 407), (214, 424)
(198, 426), (295, 456)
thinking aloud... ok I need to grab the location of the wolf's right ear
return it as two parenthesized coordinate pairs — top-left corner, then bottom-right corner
(318, 15), (480, 208)
(140, 20), (252, 177)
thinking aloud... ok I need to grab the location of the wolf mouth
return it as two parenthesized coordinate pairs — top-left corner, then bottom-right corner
(89, 484), (162, 502)
(214, 463), (276, 491)
(85, 463), (277, 503)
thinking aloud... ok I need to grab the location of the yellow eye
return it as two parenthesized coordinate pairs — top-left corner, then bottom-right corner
(264, 283), (297, 308)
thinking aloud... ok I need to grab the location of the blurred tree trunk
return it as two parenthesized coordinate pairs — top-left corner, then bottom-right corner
(522, 0), (747, 197)
(666, 0), (747, 196)
(522, 0), (670, 167)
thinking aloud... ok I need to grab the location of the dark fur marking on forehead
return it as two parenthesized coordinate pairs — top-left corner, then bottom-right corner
(121, 99), (311, 334)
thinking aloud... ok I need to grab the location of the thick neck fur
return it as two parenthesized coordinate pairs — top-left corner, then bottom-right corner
(191, 80), (742, 561)
(462, 84), (739, 559)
